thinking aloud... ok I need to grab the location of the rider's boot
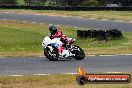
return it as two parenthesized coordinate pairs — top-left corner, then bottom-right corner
(58, 46), (64, 58)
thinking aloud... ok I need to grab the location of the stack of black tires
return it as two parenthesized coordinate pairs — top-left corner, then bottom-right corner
(77, 29), (123, 40)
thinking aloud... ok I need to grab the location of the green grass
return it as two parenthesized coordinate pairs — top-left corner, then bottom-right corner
(0, 20), (76, 52)
(0, 20), (132, 57)
(0, 74), (131, 88)
(1, 10), (132, 21)
(17, 0), (25, 5)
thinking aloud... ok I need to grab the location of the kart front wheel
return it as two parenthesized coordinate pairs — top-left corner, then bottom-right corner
(44, 47), (59, 61)
(71, 46), (85, 60)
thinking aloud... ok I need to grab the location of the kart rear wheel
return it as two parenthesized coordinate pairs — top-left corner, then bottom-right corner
(71, 46), (85, 60)
(44, 47), (59, 61)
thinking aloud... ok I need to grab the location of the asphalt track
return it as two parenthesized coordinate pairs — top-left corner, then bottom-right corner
(0, 55), (132, 75)
(0, 12), (132, 32)
(0, 12), (132, 75)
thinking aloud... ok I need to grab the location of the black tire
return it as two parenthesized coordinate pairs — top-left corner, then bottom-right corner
(91, 30), (98, 38)
(82, 30), (88, 37)
(98, 30), (107, 41)
(71, 46), (85, 60)
(77, 30), (88, 37)
(76, 76), (87, 85)
(44, 47), (59, 61)
(107, 29), (123, 40)
(77, 30), (83, 37)
(87, 30), (92, 37)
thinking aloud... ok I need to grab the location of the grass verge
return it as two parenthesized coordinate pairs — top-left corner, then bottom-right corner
(17, 0), (25, 5)
(0, 20), (132, 57)
(1, 9), (132, 21)
(0, 73), (131, 88)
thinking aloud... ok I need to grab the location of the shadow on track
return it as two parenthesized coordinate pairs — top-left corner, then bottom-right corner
(39, 57), (85, 62)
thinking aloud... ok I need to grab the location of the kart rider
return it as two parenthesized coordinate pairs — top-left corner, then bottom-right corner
(49, 25), (75, 54)
(49, 25), (62, 39)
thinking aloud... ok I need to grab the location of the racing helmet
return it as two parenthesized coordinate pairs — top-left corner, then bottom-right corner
(60, 35), (68, 44)
(49, 25), (57, 35)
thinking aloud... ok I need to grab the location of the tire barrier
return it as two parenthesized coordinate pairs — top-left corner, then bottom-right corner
(91, 30), (98, 38)
(98, 30), (107, 40)
(77, 29), (123, 41)
(106, 29), (123, 39)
